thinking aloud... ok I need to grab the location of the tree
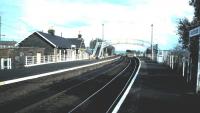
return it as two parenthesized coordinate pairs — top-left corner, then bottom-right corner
(176, 0), (200, 89)
(177, 0), (200, 49)
(126, 50), (132, 53)
(189, 0), (200, 28)
(190, 0), (200, 20)
(177, 18), (191, 49)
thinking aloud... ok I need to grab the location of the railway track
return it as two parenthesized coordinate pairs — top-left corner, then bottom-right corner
(0, 56), (140, 113)
(68, 57), (140, 113)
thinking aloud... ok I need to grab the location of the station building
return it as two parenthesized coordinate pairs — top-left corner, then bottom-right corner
(18, 29), (85, 56)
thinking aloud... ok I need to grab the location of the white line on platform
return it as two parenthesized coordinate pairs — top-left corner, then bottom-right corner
(111, 58), (141, 113)
(0, 57), (120, 86)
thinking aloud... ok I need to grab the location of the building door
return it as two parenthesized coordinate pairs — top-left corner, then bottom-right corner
(36, 53), (41, 64)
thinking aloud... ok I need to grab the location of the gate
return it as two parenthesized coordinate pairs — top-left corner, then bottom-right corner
(1, 58), (12, 69)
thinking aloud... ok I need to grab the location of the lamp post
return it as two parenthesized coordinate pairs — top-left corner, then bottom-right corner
(151, 24), (154, 60)
(102, 24), (104, 57)
(0, 16), (6, 41)
(102, 24), (104, 41)
(0, 16), (1, 41)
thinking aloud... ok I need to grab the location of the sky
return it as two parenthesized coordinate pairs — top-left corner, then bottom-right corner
(0, 0), (194, 51)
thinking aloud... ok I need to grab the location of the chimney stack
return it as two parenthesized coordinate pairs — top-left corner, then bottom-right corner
(48, 29), (55, 36)
(78, 31), (82, 38)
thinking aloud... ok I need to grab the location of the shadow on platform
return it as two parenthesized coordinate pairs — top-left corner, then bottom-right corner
(119, 58), (200, 113)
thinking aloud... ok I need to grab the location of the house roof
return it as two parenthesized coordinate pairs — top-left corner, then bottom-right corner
(36, 31), (85, 49)
(0, 41), (17, 46)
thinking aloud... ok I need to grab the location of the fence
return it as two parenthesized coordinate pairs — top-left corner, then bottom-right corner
(164, 53), (191, 82)
(25, 52), (89, 67)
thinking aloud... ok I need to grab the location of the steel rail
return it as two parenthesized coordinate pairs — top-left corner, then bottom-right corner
(68, 59), (132, 113)
(15, 57), (125, 113)
(107, 57), (141, 113)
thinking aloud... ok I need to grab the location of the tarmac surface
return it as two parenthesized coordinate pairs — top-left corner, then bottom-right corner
(0, 56), (121, 113)
(119, 57), (200, 113)
(0, 57), (116, 81)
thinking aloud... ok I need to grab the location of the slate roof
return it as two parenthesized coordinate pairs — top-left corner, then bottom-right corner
(36, 31), (85, 49)
(0, 41), (17, 46)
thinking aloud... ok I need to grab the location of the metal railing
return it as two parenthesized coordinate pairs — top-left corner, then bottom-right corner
(164, 54), (190, 79)
(25, 53), (89, 67)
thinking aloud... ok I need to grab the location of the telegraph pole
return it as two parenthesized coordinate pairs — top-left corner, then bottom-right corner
(151, 24), (154, 60)
(0, 16), (1, 41)
(102, 23), (104, 40)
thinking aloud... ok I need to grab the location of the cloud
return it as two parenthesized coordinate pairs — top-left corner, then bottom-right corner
(17, 0), (193, 50)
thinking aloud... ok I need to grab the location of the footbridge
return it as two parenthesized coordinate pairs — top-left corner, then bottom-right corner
(91, 39), (151, 58)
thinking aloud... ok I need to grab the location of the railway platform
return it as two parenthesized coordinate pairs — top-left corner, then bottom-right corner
(119, 57), (200, 113)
